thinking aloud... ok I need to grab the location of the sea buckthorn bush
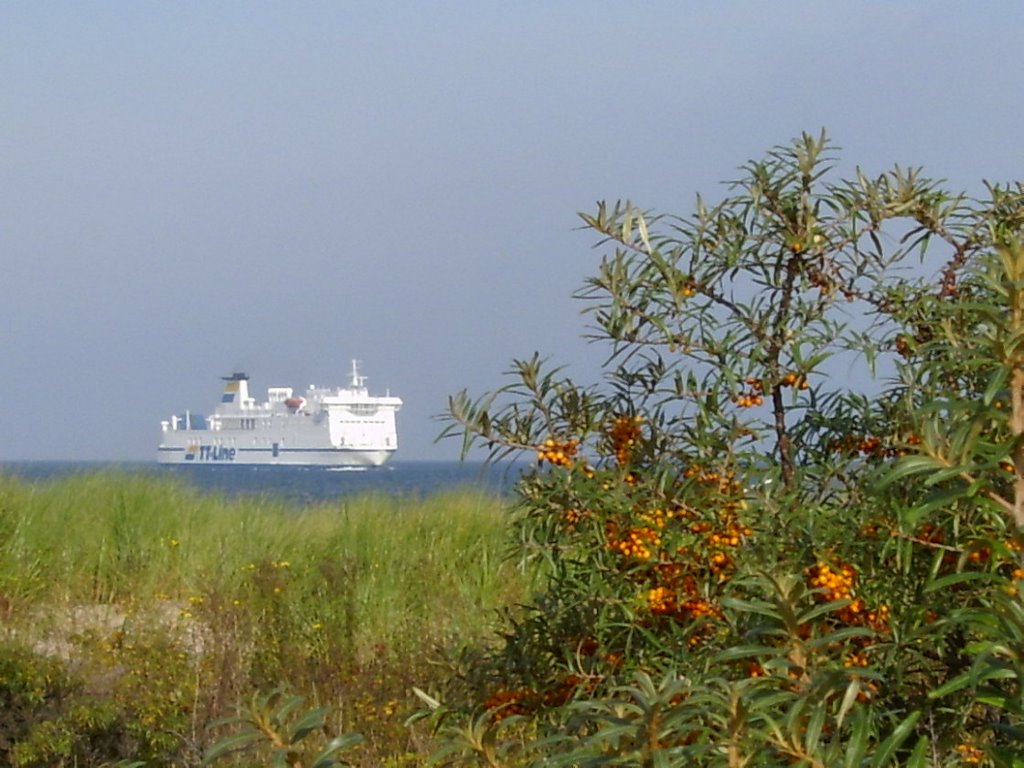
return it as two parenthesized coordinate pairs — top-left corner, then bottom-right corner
(439, 132), (1024, 765)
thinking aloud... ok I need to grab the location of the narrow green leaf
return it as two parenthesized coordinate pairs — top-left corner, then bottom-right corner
(202, 731), (261, 764)
(720, 597), (781, 619)
(905, 735), (929, 768)
(984, 367), (1009, 406)
(976, 692), (1014, 710)
(273, 693), (307, 727)
(876, 455), (943, 487)
(844, 707), (870, 768)
(870, 710), (921, 767)
(922, 464), (977, 488)
(805, 625), (875, 650)
(925, 570), (1000, 593)
(714, 644), (784, 662)
(928, 671), (974, 699)
(289, 707), (330, 744)
(205, 714), (248, 730)
(637, 213), (651, 253)
(798, 599), (857, 625)
(805, 699), (827, 755)
(836, 678), (860, 730)
(311, 733), (365, 768)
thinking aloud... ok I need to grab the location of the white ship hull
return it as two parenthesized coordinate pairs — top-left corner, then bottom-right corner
(158, 362), (401, 468)
(158, 443), (394, 467)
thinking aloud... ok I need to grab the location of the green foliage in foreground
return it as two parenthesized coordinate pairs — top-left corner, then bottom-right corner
(203, 689), (364, 768)
(0, 475), (521, 767)
(439, 132), (1024, 765)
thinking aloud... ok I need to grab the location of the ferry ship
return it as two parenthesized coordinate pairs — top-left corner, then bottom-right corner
(158, 361), (401, 466)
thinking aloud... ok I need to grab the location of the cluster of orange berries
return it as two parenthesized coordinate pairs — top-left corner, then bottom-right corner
(707, 520), (753, 549)
(733, 373), (808, 408)
(646, 586), (675, 614)
(779, 372), (809, 389)
(642, 585), (728, 646)
(680, 597), (721, 620)
(843, 651), (870, 668)
(968, 544), (992, 564)
(955, 743), (985, 764)
(894, 334), (914, 358)
(678, 277), (698, 300)
(859, 436), (886, 456)
(652, 561), (697, 595)
(609, 415), (643, 465)
(684, 464), (743, 495)
(861, 603), (890, 633)
(831, 434), (888, 457)
(688, 520), (714, 535)
(734, 378), (765, 408)
(806, 560), (890, 633)
(606, 504), (684, 561)
(806, 561), (857, 602)
(637, 513), (749, 637)
(638, 506), (676, 529)
(707, 550), (733, 575)
(684, 518), (750, 578)
(485, 675), (602, 721)
(608, 524), (662, 561)
(537, 437), (579, 467)
(644, 586), (720, 622)
(681, 600), (722, 647)
(832, 432), (920, 459)
(562, 507), (588, 529)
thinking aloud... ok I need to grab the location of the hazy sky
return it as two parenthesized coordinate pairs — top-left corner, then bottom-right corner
(2, 3), (1022, 462)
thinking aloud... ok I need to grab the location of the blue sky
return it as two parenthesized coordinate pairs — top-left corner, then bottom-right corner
(2, 3), (1022, 461)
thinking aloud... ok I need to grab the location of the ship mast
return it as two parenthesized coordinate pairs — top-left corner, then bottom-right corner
(349, 359), (366, 389)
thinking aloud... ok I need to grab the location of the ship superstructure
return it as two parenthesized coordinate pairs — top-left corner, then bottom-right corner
(158, 361), (402, 466)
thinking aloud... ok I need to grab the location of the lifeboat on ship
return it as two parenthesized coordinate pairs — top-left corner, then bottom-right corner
(284, 397), (305, 411)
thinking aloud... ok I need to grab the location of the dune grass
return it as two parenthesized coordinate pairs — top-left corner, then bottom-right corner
(0, 470), (524, 766)
(0, 472), (519, 644)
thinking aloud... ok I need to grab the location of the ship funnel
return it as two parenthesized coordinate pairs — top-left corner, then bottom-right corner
(220, 372), (250, 407)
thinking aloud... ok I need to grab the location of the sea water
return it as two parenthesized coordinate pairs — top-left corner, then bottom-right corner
(0, 461), (524, 505)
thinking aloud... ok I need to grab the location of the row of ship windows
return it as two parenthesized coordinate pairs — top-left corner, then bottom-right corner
(202, 438), (277, 446)
(210, 419), (261, 430)
(198, 437), (390, 447)
(218, 418), (386, 430)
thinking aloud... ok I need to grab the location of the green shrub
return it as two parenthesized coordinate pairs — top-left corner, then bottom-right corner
(440, 132), (1024, 764)
(0, 641), (78, 768)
